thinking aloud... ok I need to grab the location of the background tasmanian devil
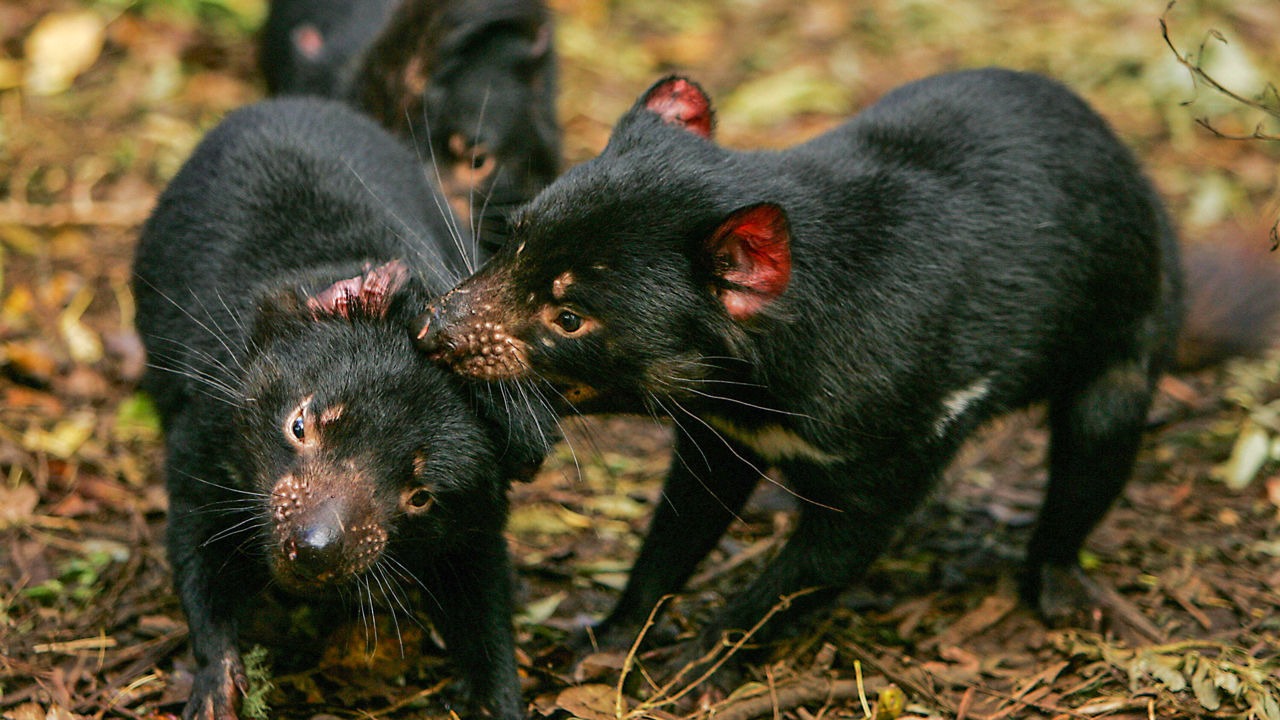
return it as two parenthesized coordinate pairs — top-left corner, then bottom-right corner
(133, 98), (554, 720)
(260, 0), (561, 251)
(413, 68), (1191, 666)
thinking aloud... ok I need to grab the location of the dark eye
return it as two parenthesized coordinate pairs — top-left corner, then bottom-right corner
(408, 489), (432, 508)
(555, 309), (583, 334)
(470, 150), (490, 169)
(284, 398), (313, 447)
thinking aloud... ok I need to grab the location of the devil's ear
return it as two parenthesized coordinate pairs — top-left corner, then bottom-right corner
(306, 260), (410, 319)
(639, 75), (715, 139)
(527, 23), (552, 62)
(290, 24), (325, 61)
(705, 204), (792, 320)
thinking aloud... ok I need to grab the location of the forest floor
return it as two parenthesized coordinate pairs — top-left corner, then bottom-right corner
(1, 1), (1278, 718)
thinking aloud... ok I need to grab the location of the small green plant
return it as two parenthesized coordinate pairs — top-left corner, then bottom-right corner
(21, 549), (113, 603)
(240, 644), (275, 720)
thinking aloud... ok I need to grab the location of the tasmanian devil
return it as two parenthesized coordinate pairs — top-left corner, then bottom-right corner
(259, 0), (561, 251)
(412, 68), (1187, 663)
(133, 98), (554, 720)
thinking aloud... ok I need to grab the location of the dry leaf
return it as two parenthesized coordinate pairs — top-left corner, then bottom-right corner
(24, 10), (105, 96)
(555, 683), (620, 720)
(59, 286), (103, 364)
(519, 591), (567, 625)
(0, 483), (39, 529)
(23, 411), (96, 459)
(1217, 419), (1270, 490)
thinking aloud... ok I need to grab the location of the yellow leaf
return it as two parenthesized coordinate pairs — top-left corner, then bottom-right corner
(23, 411), (96, 459)
(23, 10), (105, 96)
(0, 59), (18, 90)
(1216, 419), (1270, 490)
(518, 591), (567, 625)
(59, 286), (103, 364)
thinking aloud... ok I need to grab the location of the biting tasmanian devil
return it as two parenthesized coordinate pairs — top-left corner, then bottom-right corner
(413, 69), (1186, 662)
(134, 98), (553, 719)
(260, 0), (561, 250)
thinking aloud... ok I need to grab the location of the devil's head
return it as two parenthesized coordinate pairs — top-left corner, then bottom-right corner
(413, 77), (794, 412)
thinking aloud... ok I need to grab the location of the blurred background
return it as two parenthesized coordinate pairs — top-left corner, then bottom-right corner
(1, 1), (1278, 719)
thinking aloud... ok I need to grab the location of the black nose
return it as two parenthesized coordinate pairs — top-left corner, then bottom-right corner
(292, 520), (343, 580)
(412, 307), (449, 356)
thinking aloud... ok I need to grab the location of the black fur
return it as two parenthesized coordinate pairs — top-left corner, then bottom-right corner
(259, 0), (561, 250)
(416, 69), (1182, 663)
(134, 98), (553, 720)
(259, 0), (398, 97)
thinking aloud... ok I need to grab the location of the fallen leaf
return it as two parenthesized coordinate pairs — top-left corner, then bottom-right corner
(23, 410), (96, 459)
(4, 340), (60, 384)
(573, 651), (627, 683)
(1266, 475), (1280, 510)
(927, 591), (1017, 649)
(555, 683), (619, 720)
(0, 483), (39, 529)
(60, 286), (103, 364)
(0, 58), (21, 90)
(519, 591), (567, 625)
(0, 224), (42, 254)
(24, 10), (105, 96)
(1216, 419), (1270, 490)
(113, 392), (161, 443)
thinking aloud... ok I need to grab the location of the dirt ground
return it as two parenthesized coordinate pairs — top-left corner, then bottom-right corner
(1, 1), (1278, 719)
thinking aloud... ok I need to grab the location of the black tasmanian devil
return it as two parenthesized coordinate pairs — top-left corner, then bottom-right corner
(412, 69), (1188, 659)
(133, 98), (554, 720)
(260, 0), (561, 250)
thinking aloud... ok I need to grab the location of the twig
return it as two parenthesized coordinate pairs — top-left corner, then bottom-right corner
(838, 642), (954, 714)
(633, 588), (821, 716)
(0, 198), (155, 227)
(954, 687), (975, 720)
(362, 677), (452, 718)
(1159, 1), (1280, 137)
(702, 676), (880, 720)
(967, 685), (1093, 720)
(617, 595), (674, 717)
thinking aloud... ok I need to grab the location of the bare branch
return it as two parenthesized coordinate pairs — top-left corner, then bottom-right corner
(1160, 1), (1280, 139)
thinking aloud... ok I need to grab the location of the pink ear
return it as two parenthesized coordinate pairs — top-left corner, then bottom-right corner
(307, 260), (409, 319)
(291, 24), (325, 60)
(528, 23), (552, 61)
(641, 76), (714, 139)
(707, 204), (791, 320)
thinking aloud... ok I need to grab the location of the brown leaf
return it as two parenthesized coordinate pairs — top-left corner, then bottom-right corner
(0, 482), (39, 529)
(927, 591), (1018, 649)
(4, 339), (61, 384)
(556, 683), (621, 720)
(573, 651), (627, 683)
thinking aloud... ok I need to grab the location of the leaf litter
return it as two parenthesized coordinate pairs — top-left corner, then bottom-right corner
(1, 0), (1278, 719)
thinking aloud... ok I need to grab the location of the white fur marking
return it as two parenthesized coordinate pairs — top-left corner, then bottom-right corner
(704, 415), (844, 465)
(934, 377), (993, 436)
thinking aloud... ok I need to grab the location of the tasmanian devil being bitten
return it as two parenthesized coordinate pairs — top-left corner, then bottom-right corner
(415, 69), (1184, 665)
(134, 98), (553, 720)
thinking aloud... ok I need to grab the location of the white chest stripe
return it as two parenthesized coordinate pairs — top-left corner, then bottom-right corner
(703, 415), (845, 465)
(934, 376), (993, 436)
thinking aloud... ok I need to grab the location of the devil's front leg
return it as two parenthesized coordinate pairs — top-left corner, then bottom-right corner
(681, 453), (937, 673)
(168, 494), (265, 717)
(415, 532), (524, 720)
(164, 417), (269, 720)
(592, 421), (765, 649)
